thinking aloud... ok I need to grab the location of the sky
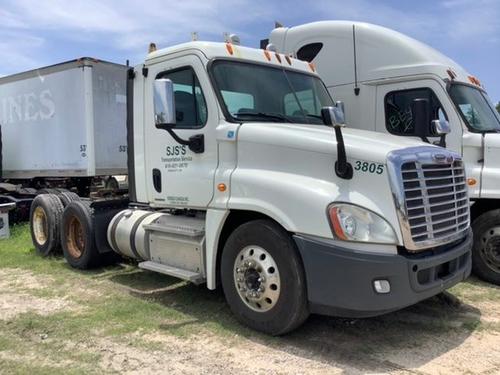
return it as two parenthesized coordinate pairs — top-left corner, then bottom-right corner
(1, 0), (499, 103)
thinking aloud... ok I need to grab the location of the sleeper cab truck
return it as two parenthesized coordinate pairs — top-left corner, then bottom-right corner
(29, 41), (473, 335)
(0, 58), (128, 222)
(267, 21), (500, 285)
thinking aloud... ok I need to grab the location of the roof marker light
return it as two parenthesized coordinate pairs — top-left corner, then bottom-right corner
(226, 42), (234, 55)
(447, 69), (456, 80)
(308, 62), (316, 72)
(148, 43), (157, 54)
(264, 50), (271, 61)
(468, 76), (482, 86)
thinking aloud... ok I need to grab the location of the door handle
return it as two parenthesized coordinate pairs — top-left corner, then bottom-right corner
(152, 169), (162, 193)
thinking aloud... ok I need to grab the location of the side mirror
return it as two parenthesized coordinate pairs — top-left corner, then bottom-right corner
(431, 119), (451, 136)
(321, 103), (345, 127)
(411, 98), (431, 141)
(335, 101), (345, 117)
(153, 78), (176, 128)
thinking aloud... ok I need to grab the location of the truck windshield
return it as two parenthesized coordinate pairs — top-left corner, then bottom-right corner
(211, 60), (333, 125)
(449, 84), (500, 132)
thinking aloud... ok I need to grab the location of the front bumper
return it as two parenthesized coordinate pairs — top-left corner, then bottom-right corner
(294, 230), (472, 318)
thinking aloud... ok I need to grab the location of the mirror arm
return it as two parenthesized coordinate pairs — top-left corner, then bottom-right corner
(438, 134), (446, 148)
(165, 128), (190, 146)
(334, 125), (353, 180)
(164, 128), (204, 154)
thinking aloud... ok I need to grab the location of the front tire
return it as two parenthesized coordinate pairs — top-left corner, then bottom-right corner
(472, 210), (500, 285)
(221, 219), (309, 335)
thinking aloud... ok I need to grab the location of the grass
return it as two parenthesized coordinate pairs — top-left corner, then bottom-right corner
(0, 224), (499, 373)
(0, 224), (258, 373)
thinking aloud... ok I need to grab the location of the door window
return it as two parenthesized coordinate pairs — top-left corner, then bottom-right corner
(157, 67), (207, 128)
(385, 88), (447, 136)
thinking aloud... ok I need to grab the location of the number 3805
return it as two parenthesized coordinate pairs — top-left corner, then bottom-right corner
(354, 161), (384, 175)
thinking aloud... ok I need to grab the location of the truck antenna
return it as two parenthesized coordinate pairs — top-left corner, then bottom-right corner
(353, 25), (360, 96)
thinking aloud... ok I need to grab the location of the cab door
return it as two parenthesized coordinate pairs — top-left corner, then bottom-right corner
(144, 54), (218, 208)
(375, 79), (463, 154)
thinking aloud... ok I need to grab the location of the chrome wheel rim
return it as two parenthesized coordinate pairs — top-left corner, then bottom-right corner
(480, 226), (500, 272)
(33, 206), (48, 245)
(233, 245), (281, 312)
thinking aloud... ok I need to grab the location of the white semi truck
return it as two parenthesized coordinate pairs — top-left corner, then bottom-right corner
(29, 41), (472, 334)
(0, 58), (128, 221)
(266, 21), (500, 285)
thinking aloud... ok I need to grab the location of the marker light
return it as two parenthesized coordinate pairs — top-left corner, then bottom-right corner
(263, 50), (271, 61)
(285, 55), (292, 65)
(308, 62), (316, 72)
(217, 183), (227, 192)
(468, 76), (481, 86)
(467, 178), (477, 186)
(148, 43), (157, 53)
(328, 203), (398, 244)
(275, 53), (282, 63)
(446, 69), (457, 80)
(226, 42), (234, 55)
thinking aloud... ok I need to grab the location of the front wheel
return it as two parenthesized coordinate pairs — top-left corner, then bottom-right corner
(221, 220), (309, 335)
(472, 210), (500, 285)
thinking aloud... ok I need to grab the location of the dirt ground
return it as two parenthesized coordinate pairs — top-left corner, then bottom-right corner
(1, 227), (499, 374)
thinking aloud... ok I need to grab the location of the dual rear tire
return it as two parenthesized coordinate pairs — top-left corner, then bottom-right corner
(30, 194), (64, 256)
(29, 193), (103, 269)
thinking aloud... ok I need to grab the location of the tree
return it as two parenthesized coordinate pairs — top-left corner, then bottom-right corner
(496, 102), (500, 114)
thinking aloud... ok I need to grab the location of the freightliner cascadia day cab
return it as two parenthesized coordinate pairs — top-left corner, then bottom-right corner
(28, 41), (472, 335)
(267, 21), (500, 285)
(0, 58), (128, 221)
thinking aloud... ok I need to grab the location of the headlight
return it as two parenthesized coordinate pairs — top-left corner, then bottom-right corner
(328, 203), (398, 244)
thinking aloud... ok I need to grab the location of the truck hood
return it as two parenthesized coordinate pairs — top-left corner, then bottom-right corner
(236, 122), (434, 164)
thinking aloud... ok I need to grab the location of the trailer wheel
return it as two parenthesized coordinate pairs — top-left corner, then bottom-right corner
(61, 200), (101, 269)
(221, 219), (309, 335)
(29, 194), (64, 256)
(472, 210), (500, 285)
(58, 191), (80, 208)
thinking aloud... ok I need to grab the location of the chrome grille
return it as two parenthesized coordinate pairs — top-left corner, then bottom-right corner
(388, 147), (470, 251)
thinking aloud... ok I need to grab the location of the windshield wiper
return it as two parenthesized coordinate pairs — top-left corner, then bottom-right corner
(233, 112), (292, 123)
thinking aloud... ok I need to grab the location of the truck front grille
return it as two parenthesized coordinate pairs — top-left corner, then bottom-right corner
(388, 147), (470, 251)
(402, 160), (469, 245)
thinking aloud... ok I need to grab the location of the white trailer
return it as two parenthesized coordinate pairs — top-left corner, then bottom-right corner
(28, 41), (472, 335)
(0, 58), (128, 178)
(0, 58), (128, 220)
(267, 21), (500, 285)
